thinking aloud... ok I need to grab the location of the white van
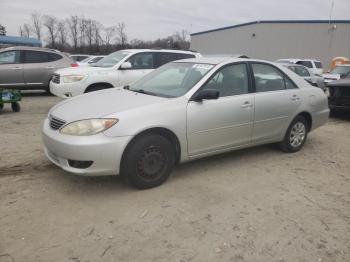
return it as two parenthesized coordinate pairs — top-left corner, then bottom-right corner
(50, 49), (201, 98)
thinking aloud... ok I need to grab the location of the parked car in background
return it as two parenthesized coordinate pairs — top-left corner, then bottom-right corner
(0, 46), (74, 91)
(322, 64), (350, 84)
(276, 58), (323, 75)
(43, 57), (329, 189)
(326, 77), (350, 114)
(50, 49), (201, 98)
(77, 55), (105, 66)
(281, 63), (325, 90)
(69, 54), (90, 62)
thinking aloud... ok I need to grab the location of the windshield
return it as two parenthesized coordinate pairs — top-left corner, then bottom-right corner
(330, 66), (350, 75)
(80, 57), (92, 63)
(93, 51), (130, 68)
(128, 62), (214, 98)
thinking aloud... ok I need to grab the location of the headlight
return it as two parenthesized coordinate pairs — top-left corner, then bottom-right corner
(62, 75), (85, 83)
(60, 118), (118, 136)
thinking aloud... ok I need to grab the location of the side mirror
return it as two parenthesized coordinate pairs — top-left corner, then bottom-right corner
(192, 89), (219, 102)
(120, 62), (132, 70)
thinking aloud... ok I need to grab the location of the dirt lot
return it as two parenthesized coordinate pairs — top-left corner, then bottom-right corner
(0, 94), (349, 262)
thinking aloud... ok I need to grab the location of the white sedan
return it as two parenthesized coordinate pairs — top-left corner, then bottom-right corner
(43, 57), (329, 189)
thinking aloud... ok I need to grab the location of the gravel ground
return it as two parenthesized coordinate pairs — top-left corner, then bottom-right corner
(0, 94), (349, 262)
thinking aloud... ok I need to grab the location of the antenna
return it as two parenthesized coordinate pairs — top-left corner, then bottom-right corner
(329, 0), (335, 27)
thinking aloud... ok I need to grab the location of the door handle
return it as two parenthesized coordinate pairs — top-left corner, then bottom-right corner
(291, 94), (300, 101)
(12, 67), (21, 70)
(241, 101), (253, 108)
(47, 66), (56, 69)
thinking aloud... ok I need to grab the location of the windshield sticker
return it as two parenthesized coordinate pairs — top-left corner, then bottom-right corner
(192, 64), (214, 70)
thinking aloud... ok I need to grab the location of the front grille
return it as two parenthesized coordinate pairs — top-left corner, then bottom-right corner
(50, 116), (66, 130)
(52, 73), (60, 84)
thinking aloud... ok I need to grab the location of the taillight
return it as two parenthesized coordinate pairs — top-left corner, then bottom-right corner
(70, 63), (78, 67)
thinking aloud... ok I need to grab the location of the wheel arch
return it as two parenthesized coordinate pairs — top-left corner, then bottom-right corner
(297, 111), (312, 132)
(85, 82), (114, 93)
(121, 127), (182, 165)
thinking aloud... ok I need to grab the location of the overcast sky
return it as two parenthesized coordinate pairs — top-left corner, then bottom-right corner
(1, 0), (349, 40)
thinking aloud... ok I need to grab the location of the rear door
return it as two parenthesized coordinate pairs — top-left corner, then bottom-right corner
(23, 50), (52, 88)
(118, 52), (155, 86)
(0, 50), (24, 88)
(250, 62), (301, 143)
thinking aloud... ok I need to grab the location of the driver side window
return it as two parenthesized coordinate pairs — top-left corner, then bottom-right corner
(202, 63), (249, 97)
(127, 53), (154, 69)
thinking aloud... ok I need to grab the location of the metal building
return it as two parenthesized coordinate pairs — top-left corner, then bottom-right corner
(0, 35), (42, 48)
(190, 20), (350, 68)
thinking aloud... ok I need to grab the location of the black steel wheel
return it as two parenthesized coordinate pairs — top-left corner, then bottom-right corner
(121, 134), (175, 189)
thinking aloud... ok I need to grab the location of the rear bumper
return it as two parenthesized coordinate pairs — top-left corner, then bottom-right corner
(42, 118), (132, 176)
(311, 108), (330, 130)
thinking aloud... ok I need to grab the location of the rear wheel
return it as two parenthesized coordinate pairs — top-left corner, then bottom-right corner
(11, 102), (21, 112)
(279, 116), (308, 153)
(121, 134), (175, 189)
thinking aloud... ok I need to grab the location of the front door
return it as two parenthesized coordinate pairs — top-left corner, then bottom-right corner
(187, 63), (254, 156)
(0, 50), (24, 88)
(118, 52), (155, 86)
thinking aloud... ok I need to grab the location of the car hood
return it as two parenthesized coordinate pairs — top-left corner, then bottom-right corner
(327, 78), (350, 88)
(49, 88), (167, 123)
(54, 65), (113, 76)
(322, 73), (340, 79)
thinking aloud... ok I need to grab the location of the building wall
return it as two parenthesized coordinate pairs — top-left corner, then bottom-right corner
(191, 22), (350, 69)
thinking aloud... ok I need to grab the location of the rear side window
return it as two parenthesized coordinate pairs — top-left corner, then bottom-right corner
(315, 61), (323, 68)
(252, 63), (297, 92)
(24, 51), (50, 63)
(0, 51), (20, 64)
(176, 53), (195, 60)
(297, 61), (313, 68)
(48, 53), (63, 62)
(158, 53), (178, 67)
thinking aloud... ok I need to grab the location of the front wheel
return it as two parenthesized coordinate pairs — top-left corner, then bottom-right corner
(279, 116), (308, 153)
(121, 134), (175, 189)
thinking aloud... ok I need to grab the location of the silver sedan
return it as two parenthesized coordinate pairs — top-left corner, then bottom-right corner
(42, 57), (329, 189)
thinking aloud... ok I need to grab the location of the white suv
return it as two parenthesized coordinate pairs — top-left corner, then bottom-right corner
(50, 49), (200, 98)
(276, 59), (323, 75)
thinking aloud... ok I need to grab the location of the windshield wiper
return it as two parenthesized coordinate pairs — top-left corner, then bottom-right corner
(131, 89), (157, 96)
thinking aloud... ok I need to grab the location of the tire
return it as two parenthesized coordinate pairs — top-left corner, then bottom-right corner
(121, 134), (175, 189)
(279, 116), (308, 153)
(85, 85), (110, 93)
(11, 102), (21, 112)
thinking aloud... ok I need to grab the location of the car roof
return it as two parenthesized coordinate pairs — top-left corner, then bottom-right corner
(172, 56), (256, 65)
(120, 49), (199, 55)
(1, 46), (62, 53)
(335, 64), (350, 67)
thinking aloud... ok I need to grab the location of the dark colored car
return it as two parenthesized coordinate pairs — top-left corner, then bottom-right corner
(327, 78), (350, 113)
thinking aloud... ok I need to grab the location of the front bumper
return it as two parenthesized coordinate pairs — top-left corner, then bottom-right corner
(42, 118), (132, 176)
(50, 80), (86, 99)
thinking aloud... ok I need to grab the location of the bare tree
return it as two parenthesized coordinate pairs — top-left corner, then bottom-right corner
(103, 26), (116, 51)
(31, 12), (42, 40)
(67, 16), (79, 51)
(93, 21), (103, 52)
(43, 15), (58, 48)
(19, 24), (31, 37)
(57, 20), (67, 48)
(78, 17), (87, 51)
(116, 22), (127, 48)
